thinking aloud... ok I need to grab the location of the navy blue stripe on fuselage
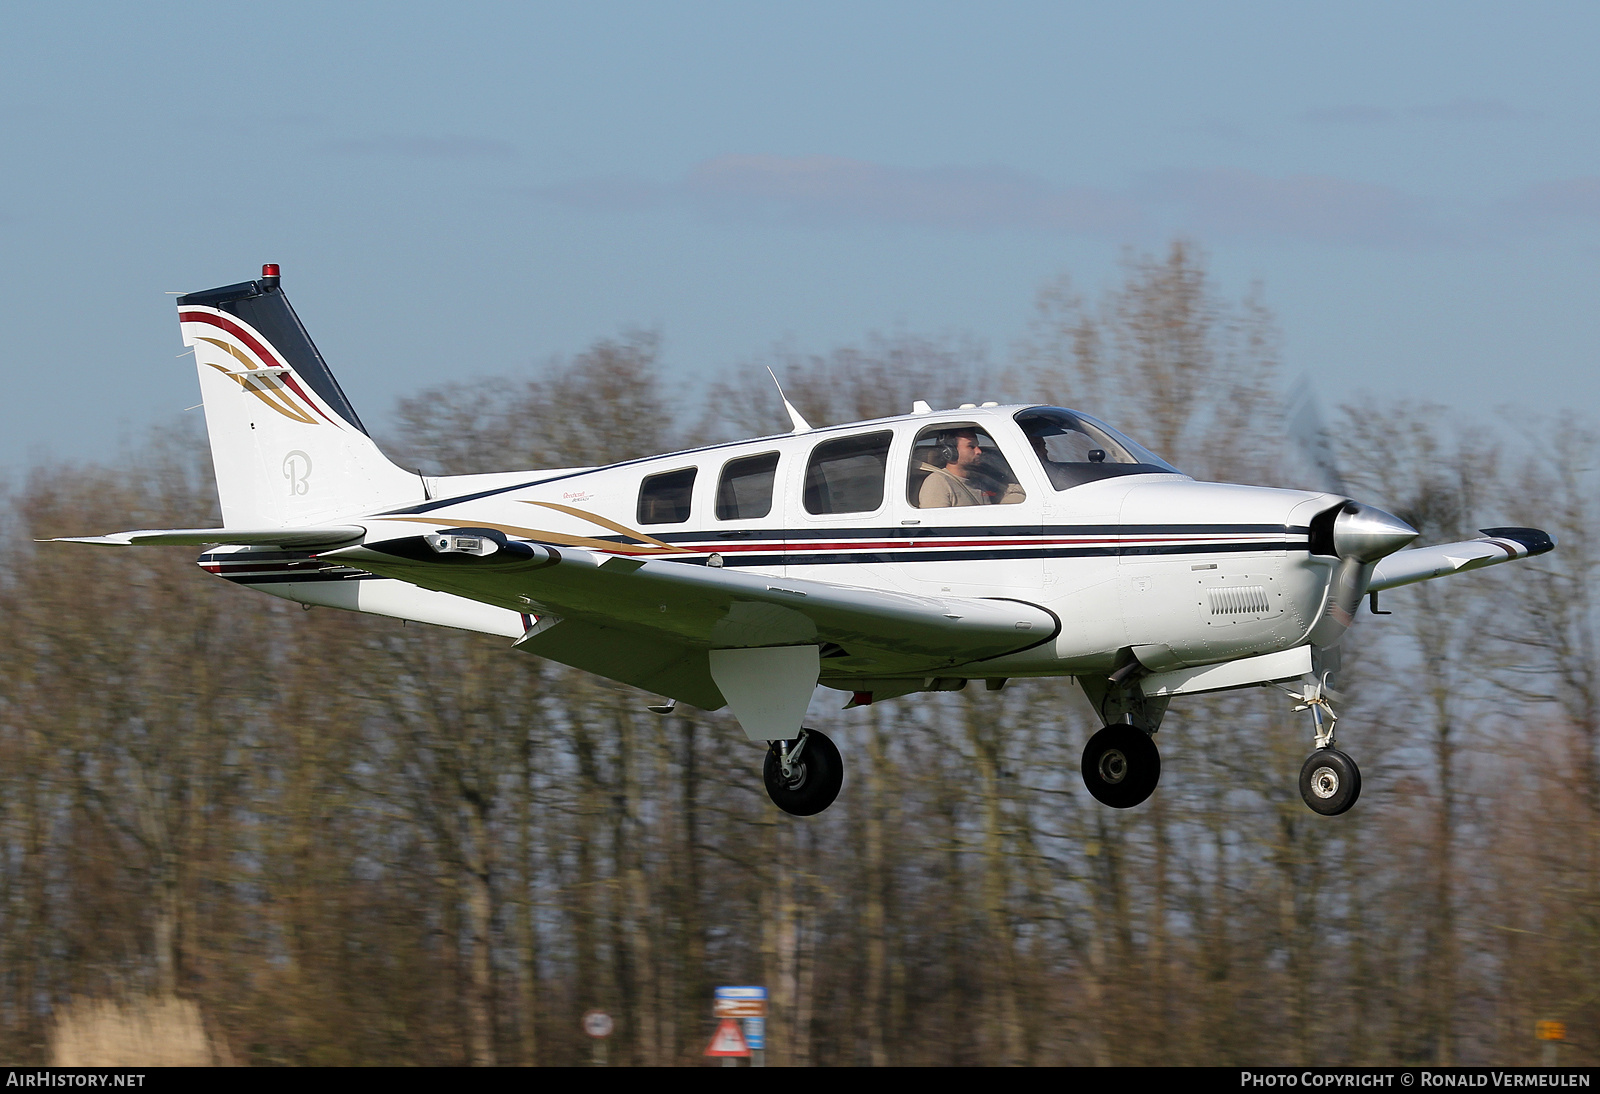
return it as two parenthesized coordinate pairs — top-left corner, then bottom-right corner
(641, 523), (1310, 542)
(678, 539), (1304, 568)
(197, 525), (1312, 584)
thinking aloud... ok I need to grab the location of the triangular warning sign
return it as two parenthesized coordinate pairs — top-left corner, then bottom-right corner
(705, 1017), (750, 1057)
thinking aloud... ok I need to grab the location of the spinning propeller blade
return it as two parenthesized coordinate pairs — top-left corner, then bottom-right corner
(1285, 373), (1348, 496)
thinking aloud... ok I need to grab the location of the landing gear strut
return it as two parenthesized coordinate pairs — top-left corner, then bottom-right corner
(763, 728), (843, 816)
(1081, 724), (1161, 808)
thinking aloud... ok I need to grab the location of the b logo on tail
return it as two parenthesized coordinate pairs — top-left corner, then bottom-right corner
(283, 450), (313, 496)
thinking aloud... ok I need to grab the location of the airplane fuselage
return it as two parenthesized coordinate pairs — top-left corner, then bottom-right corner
(202, 404), (1343, 695)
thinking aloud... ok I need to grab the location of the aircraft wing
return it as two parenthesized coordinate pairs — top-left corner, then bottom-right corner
(319, 531), (1058, 706)
(1367, 526), (1555, 593)
(49, 526), (366, 548)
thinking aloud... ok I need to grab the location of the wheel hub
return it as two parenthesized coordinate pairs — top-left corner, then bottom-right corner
(1098, 748), (1128, 785)
(777, 734), (811, 784)
(1309, 765), (1340, 799)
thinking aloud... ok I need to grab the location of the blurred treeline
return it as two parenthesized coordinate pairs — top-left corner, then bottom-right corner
(1, 243), (1595, 1066)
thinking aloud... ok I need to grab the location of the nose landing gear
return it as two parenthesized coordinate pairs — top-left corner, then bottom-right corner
(1299, 747), (1361, 815)
(1283, 675), (1362, 816)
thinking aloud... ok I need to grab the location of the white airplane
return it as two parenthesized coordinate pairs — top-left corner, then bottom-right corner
(60, 266), (1554, 818)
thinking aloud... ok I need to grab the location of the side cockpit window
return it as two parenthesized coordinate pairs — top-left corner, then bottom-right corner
(638, 467), (697, 524)
(1015, 407), (1182, 490)
(804, 432), (892, 515)
(908, 425), (1026, 508)
(716, 452), (779, 520)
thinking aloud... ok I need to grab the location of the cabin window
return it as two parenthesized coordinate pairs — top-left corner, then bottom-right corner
(637, 467), (697, 524)
(716, 452), (779, 520)
(908, 424), (1026, 508)
(804, 432), (892, 515)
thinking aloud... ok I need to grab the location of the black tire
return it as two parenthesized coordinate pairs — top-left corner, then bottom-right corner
(1081, 724), (1161, 809)
(1299, 748), (1361, 816)
(763, 729), (844, 817)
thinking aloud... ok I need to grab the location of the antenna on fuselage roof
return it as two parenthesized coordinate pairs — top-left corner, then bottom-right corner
(766, 367), (812, 434)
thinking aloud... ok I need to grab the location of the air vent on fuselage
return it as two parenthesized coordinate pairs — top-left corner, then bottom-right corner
(1209, 586), (1271, 616)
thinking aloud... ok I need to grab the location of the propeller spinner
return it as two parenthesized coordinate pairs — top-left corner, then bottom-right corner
(1308, 501), (1419, 647)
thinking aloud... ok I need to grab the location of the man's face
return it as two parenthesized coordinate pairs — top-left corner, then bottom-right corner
(953, 433), (982, 472)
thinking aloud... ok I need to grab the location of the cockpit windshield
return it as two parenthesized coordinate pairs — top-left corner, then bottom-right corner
(1014, 407), (1183, 490)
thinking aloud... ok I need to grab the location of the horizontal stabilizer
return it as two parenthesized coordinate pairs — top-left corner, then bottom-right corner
(50, 526), (366, 548)
(1367, 526), (1555, 593)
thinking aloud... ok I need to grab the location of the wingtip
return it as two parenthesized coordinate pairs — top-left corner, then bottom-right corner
(1479, 527), (1556, 556)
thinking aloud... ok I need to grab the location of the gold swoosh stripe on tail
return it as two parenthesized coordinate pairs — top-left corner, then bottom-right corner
(198, 338), (319, 425)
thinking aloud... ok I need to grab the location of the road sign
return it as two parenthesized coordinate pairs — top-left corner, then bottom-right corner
(705, 1018), (750, 1057)
(714, 985), (768, 1018)
(1536, 1020), (1566, 1042)
(582, 1010), (614, 1039)
(743, 1016), (766, 1050)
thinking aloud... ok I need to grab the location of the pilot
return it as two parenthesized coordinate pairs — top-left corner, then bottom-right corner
(919, 429), (1024, 507)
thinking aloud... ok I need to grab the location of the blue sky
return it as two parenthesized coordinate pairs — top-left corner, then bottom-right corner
(2, 2), (1597, 471)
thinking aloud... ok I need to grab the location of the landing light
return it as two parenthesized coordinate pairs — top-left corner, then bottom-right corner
(425, 533), (498, 557)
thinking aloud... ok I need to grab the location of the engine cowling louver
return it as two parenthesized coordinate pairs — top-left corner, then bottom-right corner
(1209, 586), (1271, 616)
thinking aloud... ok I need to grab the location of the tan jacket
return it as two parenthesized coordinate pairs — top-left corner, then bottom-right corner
(918, 467), (1024, 508)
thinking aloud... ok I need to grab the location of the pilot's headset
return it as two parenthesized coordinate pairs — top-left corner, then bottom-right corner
(934, 431), (961, 467)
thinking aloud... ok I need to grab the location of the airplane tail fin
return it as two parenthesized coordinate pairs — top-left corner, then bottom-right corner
(178, 265), (424, 527)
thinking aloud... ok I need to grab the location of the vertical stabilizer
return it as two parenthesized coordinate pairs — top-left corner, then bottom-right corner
(178, 266), (423, 527)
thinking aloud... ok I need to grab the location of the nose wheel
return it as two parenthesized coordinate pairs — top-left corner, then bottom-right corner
(763, 728), (843, 816)
(1299, 748), (1361, 815)
(1081, 724), (1161, 808)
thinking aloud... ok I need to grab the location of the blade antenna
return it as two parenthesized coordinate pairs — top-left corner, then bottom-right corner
(767, 367), (812, 434)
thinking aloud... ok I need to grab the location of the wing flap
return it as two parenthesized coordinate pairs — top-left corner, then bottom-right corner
(512, 618), (726, 710)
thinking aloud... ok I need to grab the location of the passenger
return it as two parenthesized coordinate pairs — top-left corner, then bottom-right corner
(919, 429), (1024, 507)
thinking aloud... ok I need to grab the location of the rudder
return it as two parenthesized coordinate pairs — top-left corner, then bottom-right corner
(178, 265), (423, 526)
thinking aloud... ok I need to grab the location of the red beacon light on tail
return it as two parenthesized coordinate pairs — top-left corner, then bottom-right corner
(260, 263), (280, 290)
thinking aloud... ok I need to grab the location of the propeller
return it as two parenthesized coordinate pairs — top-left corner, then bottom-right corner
(1284, 372), (1348, 496)
(1282, 375), (1418, 647)
(1306, 501), (1418, 648)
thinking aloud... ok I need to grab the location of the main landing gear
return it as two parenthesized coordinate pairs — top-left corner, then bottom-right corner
(1286, 676), (1362, 816)
(1081, 724), (1161, 809)
(764, 728), (844, 817)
